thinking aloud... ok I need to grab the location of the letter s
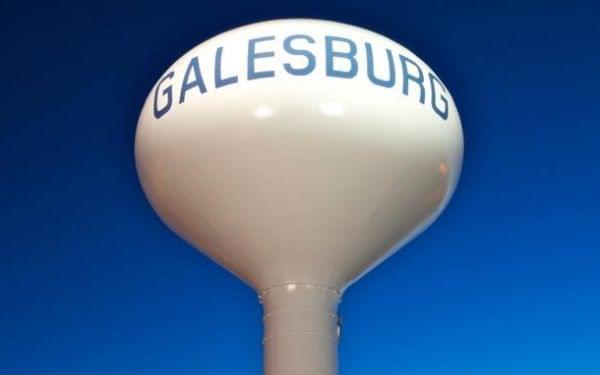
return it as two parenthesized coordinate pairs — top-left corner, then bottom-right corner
(283, 34), (316, 75)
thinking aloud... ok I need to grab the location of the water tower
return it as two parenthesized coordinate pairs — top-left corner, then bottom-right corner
(136, 19), (463, 375)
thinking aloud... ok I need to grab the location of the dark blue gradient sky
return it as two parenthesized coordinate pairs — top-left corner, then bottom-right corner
(2, 0), (599, 374)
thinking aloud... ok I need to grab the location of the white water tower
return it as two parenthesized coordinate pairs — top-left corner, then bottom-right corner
(136, 19), (463, 375)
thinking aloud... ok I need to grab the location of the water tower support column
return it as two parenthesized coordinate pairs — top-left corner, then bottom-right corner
(261, 283), (341, 375)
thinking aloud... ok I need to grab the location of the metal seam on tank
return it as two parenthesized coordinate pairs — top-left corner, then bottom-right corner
(349, 168), (404, 282)
(276, 118), (295, 280)
(198, 212), (253, 286)
(263, 330), (337, 343)
(259, 282), (342, 298)
(197, 216), (239, 277)
(263, 308), (337, 319)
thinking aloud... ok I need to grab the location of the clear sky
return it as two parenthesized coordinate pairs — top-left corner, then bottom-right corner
(1, 0), (599, 374)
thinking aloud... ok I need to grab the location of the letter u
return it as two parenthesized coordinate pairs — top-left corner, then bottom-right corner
(365, 43), (395, 88)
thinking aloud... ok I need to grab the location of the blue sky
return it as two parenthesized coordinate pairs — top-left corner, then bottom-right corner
(1, 0), (599, 374)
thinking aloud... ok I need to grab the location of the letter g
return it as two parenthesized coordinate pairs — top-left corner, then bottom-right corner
(153, 71), (175, 119)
